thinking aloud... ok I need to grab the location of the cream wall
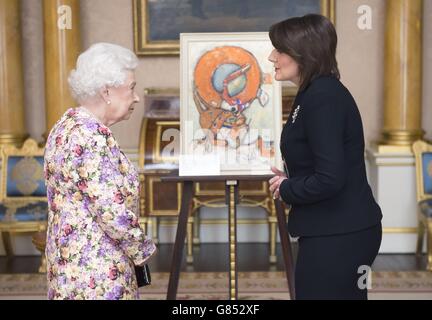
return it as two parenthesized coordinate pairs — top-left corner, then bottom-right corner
(21, 0), (45, 142)
(336, 0), (385, 146)
(21, 0), (432, 149)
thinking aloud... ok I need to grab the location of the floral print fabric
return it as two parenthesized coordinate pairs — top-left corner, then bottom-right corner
(44, 107), (156, 300)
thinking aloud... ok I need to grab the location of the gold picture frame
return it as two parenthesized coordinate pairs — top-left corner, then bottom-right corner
(133, 0), (335, 56)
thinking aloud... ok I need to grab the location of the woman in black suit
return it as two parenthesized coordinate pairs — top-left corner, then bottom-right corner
(268, 14), (382, 300)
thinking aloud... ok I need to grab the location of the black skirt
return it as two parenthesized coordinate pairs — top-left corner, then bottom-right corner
(294, 222), (382, 300)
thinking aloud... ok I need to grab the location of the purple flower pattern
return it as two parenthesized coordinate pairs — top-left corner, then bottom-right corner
(44, 108), (156, 300)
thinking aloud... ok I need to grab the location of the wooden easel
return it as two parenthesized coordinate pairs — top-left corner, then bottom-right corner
(161, 173), (296, 300)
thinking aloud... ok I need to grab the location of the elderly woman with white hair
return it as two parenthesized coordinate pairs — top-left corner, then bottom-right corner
(44, 43), (156, 300)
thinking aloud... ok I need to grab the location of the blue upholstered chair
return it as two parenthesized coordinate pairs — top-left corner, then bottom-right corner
(0, 139), (47, 262)
(413, 140), (432, 271)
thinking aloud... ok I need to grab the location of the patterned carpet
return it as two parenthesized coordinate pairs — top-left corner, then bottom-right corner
(1, 271), (431, 300)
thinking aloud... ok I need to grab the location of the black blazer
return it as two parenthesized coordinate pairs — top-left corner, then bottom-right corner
(279, 76), (382, 237)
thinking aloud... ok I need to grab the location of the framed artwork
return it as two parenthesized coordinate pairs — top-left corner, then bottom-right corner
(179, 32), (282, 176)
(133, 0), (335, 56)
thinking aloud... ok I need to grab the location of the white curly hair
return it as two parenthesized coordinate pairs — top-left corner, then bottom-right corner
(68, 43), (139, 102)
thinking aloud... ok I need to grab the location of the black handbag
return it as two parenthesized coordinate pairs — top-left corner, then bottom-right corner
(135, 264), (151, 287)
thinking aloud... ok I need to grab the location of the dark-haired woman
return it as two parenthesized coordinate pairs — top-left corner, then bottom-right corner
(267, 14), (382, 300)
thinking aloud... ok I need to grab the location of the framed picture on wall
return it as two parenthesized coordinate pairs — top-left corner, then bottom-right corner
(179, 32), (282, 176)
(133, 0), (335, 56)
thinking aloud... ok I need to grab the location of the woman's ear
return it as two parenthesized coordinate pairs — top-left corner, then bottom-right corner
(99, 86), (111, 105)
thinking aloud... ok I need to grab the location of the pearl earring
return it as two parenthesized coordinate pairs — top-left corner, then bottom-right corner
(107, 100), (111, 105)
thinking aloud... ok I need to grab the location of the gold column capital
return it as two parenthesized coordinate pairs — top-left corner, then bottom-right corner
(379, 0), (424, 153)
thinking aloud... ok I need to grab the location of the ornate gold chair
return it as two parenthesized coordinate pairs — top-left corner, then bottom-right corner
(0, 138), (47, 271)
(413, 140), (432, 271)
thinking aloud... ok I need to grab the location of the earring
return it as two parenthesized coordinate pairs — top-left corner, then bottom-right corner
(107, 100), (111, 105)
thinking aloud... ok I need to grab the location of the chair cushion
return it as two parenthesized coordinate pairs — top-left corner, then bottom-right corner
(421, 153), (432, 195)
(419, 200), (432, 217)
(6, 156), (46, 197)
(0, 202), (48, 222)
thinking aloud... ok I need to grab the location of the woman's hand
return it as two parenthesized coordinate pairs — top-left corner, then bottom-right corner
(269, 166), (287, 200)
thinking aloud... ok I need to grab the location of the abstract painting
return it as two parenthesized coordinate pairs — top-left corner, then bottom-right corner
(180, 32), (282, 176)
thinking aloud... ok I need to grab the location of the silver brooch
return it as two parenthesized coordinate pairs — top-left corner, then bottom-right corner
(292, 105), (301, 123)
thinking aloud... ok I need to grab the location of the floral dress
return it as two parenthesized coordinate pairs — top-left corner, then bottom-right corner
(44, 107), (156, 300)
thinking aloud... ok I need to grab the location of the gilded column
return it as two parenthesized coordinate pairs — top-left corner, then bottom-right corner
(0, 0), (28, 146)
(43, 0), (81, 136)
(379, 0), (424, 152)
